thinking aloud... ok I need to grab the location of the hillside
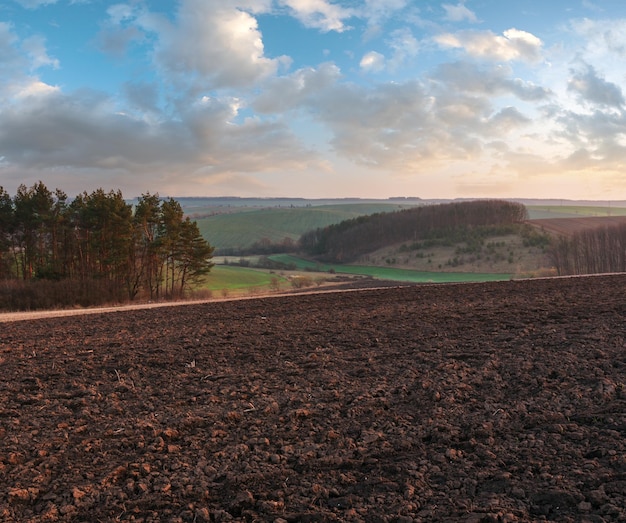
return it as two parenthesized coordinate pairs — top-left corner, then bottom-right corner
(355, 229), (553, 276)
(194, 203), (413, 253)
(299, 200), (528, 263)
(189, 199), (626, 254)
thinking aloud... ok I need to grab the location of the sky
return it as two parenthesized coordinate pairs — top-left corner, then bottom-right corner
(2, 1), (626, 200)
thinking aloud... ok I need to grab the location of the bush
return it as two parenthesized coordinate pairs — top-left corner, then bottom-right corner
(290, 276), (314, 289)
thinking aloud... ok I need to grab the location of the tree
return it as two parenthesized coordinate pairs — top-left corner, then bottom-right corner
(69, 189), (134, 300)
(175, 217), (214, 296)
(0, 185), (215, 309)
(134, 193), (163, 300)
(12, 182), (55, 279)
(160, 198), (185, 298)
(0, 187), (14, 278)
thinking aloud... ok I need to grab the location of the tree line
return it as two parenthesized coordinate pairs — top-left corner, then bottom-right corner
(299, 200), (528, 262)
(0, 182), (214, 310)
(548, 222), (626, 275)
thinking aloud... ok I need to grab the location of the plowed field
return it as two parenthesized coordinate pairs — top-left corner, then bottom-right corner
(529, 216), (626, 237)
(2, 275), (626, 522)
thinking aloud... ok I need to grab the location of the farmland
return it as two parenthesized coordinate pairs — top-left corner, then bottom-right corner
(2, 274), (626, 521)
(189, 200), (626, 293)
(528, 215), (626, 237)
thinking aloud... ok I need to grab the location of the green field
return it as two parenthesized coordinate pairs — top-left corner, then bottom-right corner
(526, 205), (626, 219)
(268, 255), (511, 283)
(202, 265), (288, 291)
(195, 203), (414, 251)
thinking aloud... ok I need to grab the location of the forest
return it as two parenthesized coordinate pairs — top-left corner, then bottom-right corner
(0, 182), (214, 310)
(548, 222), (626, 275)
(299, 199), (529, 262)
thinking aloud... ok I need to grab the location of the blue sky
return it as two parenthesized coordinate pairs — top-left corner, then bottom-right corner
(2, 0), (626, 200)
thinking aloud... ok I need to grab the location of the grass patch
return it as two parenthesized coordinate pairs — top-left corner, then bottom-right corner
(269, 255), (511, 283)
(201, 266), (288, 291)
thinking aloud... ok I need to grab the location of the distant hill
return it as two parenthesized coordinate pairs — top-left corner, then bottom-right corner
(176, 196), (626, 255)
(299, 200), (528, 263)
(194, 203), (417, 253)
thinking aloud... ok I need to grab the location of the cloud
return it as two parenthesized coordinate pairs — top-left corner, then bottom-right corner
(278, 0), (354, 32)
(568, 64), (625, 107)
(99, 0), (283, 91)
(386, 27), (419, 70)
(252, 62), (340, 113)
(582, 1), (603, 12)
(11, 0), (59, 7)
(13, 80), (59, 98)
(486, 106), (530, 134)
(442, 2), (478, 23)
(433, 61), (552, 101)
(357, 28), (421, 73)
(21, 35), (60, 70)
(0, 21), (59, 102)
(435, 28), (543, 62)
(570, 18), (626, 60)
(308, 80), (492, 170)
(361, 0), (409, 25)
(0, 22), (21, 70)
(0, 80), (319, 194)
(156, 0), (281, 89)
(360, 51), (385, 73)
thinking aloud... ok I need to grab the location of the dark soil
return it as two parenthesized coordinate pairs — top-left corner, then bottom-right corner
(2, 274), (626, 522)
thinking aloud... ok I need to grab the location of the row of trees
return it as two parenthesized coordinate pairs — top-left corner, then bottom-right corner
(299, 200), (528, 262)
(0, 182), (214, 309)
(548, 223), (626, 275)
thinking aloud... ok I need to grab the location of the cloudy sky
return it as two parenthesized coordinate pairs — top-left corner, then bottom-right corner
(2, 0), (626, 200)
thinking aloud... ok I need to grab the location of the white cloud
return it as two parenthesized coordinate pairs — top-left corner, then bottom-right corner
(106, 4), (136, 25)
(435, 28), (543, 63)
(582, 1), (603, 13)
(21, 35), (60, 70)
(386, 27), (419, 70)
(360, 51), (385, 73)
(361, 0), (409, 25)
(253, 62), (341, 113)
(568, 64), (625, 107)
(0, 22), (20, 68)
(486, 106), (530, 134)
(0, 86), (319, 193)
(13, 80), (59, 99)
(568, 18), (626, 63)
(11, 0), (59, 7)
(442, 2), (478, 23)
(0, 21), (59, 102)
(160, 1), (278, 88)
(433, 61), (552, 101)
(278, 0), (354, 32)
(100, 0), (283, 90)
(309, 81), (486, 170)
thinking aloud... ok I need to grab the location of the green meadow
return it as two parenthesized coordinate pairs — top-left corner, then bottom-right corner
(201, 265), (288, 292)
(268, 255), (511, 283)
